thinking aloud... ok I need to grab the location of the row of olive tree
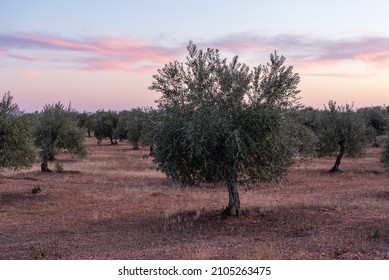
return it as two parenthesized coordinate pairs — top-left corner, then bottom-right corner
(0, 90), (161, 173)
(0, 92), (158, 173)
(0, 92), (87, 172)
(81, 108), (155, 149)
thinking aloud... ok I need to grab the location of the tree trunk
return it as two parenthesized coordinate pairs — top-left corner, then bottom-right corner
(132, 142), (140, 150)
(149, 144), (155, 156)
(329, 142), (345, 173)
(225, 179), (241, 216)
(40, 160), (51, 172)
(109, 137), (118, 145)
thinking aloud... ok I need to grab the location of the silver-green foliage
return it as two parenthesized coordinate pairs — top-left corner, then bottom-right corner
(33, 102), (87, 163)
(112, 108), (153, 148)
(93, 110), (118, 144)
(357, 106), (388, 136)
(381, 137), (389, 171)
(316, 101), (374, 171)
(150, 42), (302, 215)
(0, 91), (36, 171)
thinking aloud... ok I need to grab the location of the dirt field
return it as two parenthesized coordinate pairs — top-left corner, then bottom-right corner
(1, 137), (389, 259)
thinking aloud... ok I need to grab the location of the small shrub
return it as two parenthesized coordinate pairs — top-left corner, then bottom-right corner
(31, 185), (42, 194)
(369, 228), (381, 242)
(55, 161), (64, 173)
(30, 244), (46, 260)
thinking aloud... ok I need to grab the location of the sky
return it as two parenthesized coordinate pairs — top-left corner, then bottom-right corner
(1, 0), (389, 112)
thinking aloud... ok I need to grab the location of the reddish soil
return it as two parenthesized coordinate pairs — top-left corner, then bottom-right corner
(1, 138), (389, 259)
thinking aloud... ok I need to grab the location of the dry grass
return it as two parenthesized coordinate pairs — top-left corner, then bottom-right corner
(1, 137), (389, 259)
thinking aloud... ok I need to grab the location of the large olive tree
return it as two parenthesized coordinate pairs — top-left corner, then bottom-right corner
(0, 91), (35, 171)
(33, 102), (87, 171)
(149, 42), (302, 216)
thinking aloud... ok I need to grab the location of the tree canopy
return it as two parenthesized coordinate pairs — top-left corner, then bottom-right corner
(0, 91), (36, 171)
(33, 102), (87, 171)
(316, 101), (374, 172)
(93, 110), (119, 145)
(357, 106), (388, 137)
(381, 138), (389, 168)
(150, 42), (302, 216)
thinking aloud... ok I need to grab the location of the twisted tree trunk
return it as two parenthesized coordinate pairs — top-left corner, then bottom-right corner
(225, 178), (241, 216)
(329, 141), (345, 173)
(41, 160), (51, 172)
(149, 144), (155, 156)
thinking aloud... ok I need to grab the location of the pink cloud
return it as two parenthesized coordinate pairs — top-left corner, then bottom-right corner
(8, 53), (45, 61)
(132, 65), (160, 74)
(21, 71), (43, 78)
(2, 32), (389, 75)
(209, 33), (389, 71)
(303, 71), (376, 79)
(0, 33), (182, 73)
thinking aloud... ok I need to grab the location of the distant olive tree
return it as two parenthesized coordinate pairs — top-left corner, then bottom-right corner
(33, 102), (87, 172)
(77, 111), (94, 137)
(141, 108), (160, 155)
(114, 110), (131, 142)
(113, 108), (155, 150)
(0, 91), (36, 171)
(381, 138), (389, 171)
(316, 101), (374, 172)
(296, 106), (321, 133)
(150, 42), (302, 216)
(358, 106), (388, 136)
(93, 110), (118, 145)
(126, 108), (149, 150)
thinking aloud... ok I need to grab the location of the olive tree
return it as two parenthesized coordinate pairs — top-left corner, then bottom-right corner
(381, 137), (389, 170)
(358, 106), (388, 136)
(113, 109), (145, 148)
(141, 108), (160, 155)
(316, 101), (374, 172)
(0, 91), (35, 171)
(33, 102), (87, 171)
(113, 110), (131, 142)
(126, 108), (149, 150)
(77, 111), (94, 137)
(114, 108), (156, 150)
(149, 42), (302, 216)
(93, 110), (118, 145)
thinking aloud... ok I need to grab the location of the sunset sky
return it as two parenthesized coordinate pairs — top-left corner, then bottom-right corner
(1, 0), (389, 112)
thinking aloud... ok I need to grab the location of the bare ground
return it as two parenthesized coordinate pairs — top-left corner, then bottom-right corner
(1, 137), (389, 259)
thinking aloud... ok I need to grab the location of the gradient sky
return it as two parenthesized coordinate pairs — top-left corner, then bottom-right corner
(1, 0), (389, 112)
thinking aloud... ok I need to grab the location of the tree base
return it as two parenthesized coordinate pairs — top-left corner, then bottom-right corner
(149, 145), (155, 156)
(41, 161), (52, 172)
(222, 205), (242, 217)
(329, 166), (343, 173)
(225, 179), (241, 216)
